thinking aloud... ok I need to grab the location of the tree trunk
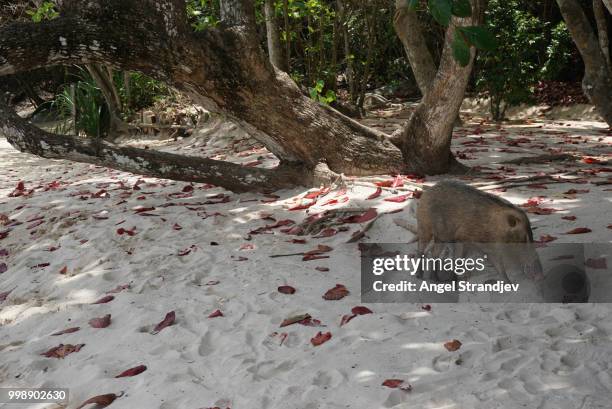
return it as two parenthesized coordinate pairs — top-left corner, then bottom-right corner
(556, 0), (612, 126)
(86, 64), (129, 137)
(602, 0), (612, 14)
(398, 0), (486, 174)
(0, 0), (486, 192)
(393, 0), (437, 97)
(593, 0), (611, 68)
(0, 0), (404, 193)
(264, 0), (285, 70)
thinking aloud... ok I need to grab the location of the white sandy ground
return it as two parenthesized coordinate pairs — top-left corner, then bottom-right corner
(0, 111), (611, 409)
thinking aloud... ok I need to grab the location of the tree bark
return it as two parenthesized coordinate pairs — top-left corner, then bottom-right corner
(556, 0), (612, 126)
(0, 0), (404, 193)
(602, 0), (612, 14)
(0, 0), (487, 192)
(393, 0), (437, 97)
(263, 0), (285, 70)
(593, 0), (611, 68)
(397, 0), (486, 174)
(0, 98), (308, 192)
(86, 64), (129, 137)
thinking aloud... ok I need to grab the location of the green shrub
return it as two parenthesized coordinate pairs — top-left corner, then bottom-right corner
(51, 68), (109, 138)
(540, 22), (576, 81)
(475, 0), (545, 120)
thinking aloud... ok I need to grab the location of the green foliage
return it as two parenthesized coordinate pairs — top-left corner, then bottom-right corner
(541, 22), (575, 81)
(26, 1), (59, 23)
(187, 0), (220, 31)
(51, 68), (108, 138)
(309, 79), (336, 104)
(475, 0), (546, 120)
(116, 72), (170, 113)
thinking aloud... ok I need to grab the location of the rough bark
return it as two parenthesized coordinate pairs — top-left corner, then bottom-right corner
(0, 0), (404, 192)
(393, 0), (437, 96)
(263, 0), (285, 70)
(556, 0), (612, 126)
(0, 0), (486, 192)
(593, 0), (611, 68)
(0, 98), (307, 192)
(398, 0), (486, 174)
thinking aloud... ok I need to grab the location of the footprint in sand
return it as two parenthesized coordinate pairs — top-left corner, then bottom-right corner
(312, 369), (346, 389)
(198, 329), (220, 356)
(246, 359), (296, 381)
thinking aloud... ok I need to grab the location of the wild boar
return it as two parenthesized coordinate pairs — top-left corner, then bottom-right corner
(415, 180), (543, 283)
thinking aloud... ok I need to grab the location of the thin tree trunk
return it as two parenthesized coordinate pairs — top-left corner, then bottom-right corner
(264, 0), (285, 70)
(556, 0), (612, 126)
(283, 0), (291, 72)
(393, 0), (437, 97)
(398, 0), (487, 174)
(86, 64), (128, 137)
(593, 0), (611, 68)
(337, 0), (355, 100)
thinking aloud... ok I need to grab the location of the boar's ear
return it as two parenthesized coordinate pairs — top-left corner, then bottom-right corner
(507, 214), (520, 228)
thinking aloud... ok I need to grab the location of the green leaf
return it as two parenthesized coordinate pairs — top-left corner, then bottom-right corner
(428, 0), (453, 26)
(452, 33), (471, 66)
(407, 0), (419, 10)
(451, 0), (471, 17)
(458, 26), (497, 51)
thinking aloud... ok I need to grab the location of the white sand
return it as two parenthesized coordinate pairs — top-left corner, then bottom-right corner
(0, 115), (611, 409)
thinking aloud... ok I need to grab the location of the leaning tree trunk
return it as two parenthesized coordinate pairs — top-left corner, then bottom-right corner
(263, 0), (285, 70)
(556, 0), (612, 126)
(0, 0), (404, 192)
(393, 0), (437, 97)
(397, 0), (486, 174)
(0, 0), (480, 192)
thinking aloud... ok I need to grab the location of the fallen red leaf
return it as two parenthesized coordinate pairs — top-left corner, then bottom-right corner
(384, 194), (410, 203)
(340, 314), (356, 326)
(367, 187), (383, 200)
(421, 304), (432, 311)
(208, 309), (224, 318)
(561, 215), (577, 221)
(91, 295), (114, 305)
(289, 200), (317, 211)
(323, 284), (349, 300)
(51, 327), (80, 336)
(342, 208), (378, 223)
(351, 306), (373, 315)
(89, 314), (111, 328)
(315, 266), (329, 272)
(444, 339), (462, 352)
(313, 228), (337, 238)
(115, 365), (147, 378)
(41, 343), (84, 358)
(382, 379), (404, 388)
(278, 285), (296, 294)
(565, 227), (592, 234)
(152, 311), (175, 334)
(75, 393), (119, 409)
(311, 331), (332, 346)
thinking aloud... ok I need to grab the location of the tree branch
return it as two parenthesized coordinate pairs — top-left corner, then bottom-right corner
(0, 100), (305, 192)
